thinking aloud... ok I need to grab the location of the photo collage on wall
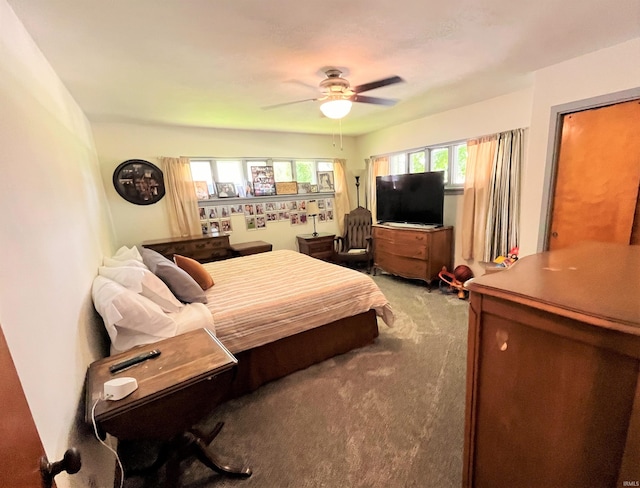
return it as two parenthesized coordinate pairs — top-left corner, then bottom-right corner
(200, 198), (334, 232)
(243, 198), (334, 231)
(199, 204), (244, 234)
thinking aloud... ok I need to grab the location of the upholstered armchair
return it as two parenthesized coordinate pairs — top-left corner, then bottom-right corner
(334, 207), (374, 273)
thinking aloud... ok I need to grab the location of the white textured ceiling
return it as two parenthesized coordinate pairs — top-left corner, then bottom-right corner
(7, 0), (640, 136)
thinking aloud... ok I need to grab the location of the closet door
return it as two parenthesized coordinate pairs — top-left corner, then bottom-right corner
(549, 99), (640, 250)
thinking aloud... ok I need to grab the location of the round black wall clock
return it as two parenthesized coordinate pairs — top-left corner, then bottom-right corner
(112, 159), (165, 205)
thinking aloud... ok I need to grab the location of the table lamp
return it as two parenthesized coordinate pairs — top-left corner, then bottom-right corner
(307, 201), (320, 237)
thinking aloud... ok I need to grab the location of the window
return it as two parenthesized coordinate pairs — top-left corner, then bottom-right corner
(409, 151), (425, 173)
(389, 154), (406, 175)
(430, 147), (449, 182)
(380, 140), (467, 188)
(189, 158), (334, 199)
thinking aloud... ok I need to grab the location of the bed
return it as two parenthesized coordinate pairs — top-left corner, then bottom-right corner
(200, 250), (393, 397)
(92, 247), (394, 399)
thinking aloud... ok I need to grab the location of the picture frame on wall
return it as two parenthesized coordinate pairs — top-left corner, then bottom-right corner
(112, 159), (166, 205)
(297, 182), (311, 194)
(317, 171), (335, 192)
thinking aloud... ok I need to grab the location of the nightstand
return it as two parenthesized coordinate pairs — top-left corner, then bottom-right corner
(85, 328), (251, 483)
(296, 233), (335, 261)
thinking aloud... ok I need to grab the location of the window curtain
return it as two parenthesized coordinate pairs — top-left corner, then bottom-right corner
(461, 136), (497, 260)
(484, 128), (524, 261)
(161, 156), (201, 237)
(333, 159), (351, 235)
(368, 156), (389, 223)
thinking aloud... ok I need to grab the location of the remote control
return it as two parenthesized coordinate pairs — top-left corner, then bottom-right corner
(109, 349), (161, 374)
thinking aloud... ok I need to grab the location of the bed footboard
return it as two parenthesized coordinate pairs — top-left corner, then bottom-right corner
(226, 310), (378, 400)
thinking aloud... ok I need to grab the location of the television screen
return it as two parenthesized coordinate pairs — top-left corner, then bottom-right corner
(376, 172), (444, 226)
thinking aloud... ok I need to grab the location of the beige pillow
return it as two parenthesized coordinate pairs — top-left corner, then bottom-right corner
(173, 255), (214, 290)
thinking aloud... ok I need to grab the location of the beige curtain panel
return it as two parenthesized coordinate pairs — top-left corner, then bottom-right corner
(333, 159), (351, 236)
(162, 156), (201, 237)
(461, 136), (497, 260)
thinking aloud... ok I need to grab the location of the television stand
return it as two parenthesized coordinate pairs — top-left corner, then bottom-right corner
(372, 225), (453, 287)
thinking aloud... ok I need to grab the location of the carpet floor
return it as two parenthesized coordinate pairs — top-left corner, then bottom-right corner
(121, 273), (469, 487)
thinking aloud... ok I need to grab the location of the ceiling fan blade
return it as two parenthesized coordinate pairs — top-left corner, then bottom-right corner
(261, 98), (318, 110)
(351, 94), (398, 106)
(352, 76), (404, 94)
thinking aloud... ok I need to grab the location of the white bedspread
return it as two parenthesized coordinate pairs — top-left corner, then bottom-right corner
(202, 250), (394, 354)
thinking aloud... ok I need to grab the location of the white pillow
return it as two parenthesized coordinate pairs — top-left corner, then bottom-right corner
(92, 276), (177, 353)
(98, 266), (183, 313)
(103, 257), (148, 269)
(111, 245), (144, 263)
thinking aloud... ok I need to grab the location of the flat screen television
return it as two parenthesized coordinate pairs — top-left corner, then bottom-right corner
(376, 171), (444, 226)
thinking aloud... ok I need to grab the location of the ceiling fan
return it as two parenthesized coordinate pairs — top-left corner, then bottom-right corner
(263, 68), (404, 119)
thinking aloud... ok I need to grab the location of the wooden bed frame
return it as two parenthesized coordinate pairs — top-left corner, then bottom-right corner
(225, 309), (379, 400)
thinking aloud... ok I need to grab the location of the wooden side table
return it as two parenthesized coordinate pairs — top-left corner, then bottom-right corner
(85, 329), (251, 484)
(296, 233), (336, 261)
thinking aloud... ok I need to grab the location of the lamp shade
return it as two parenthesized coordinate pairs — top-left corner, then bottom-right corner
(307, 201), (320, 216)
(320, 99), (352, 119)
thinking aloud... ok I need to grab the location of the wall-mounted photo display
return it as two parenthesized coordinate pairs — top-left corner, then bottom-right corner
(219, 205), (230, 218)
(199, 207), (207, 220)
(230, 204), (244, 214)
(255, 203), (265, 216)
(287, 200), (298, 211)
(246, 216), (256, 230)
(210, 220), (221, 233)
(220, 218), (232, 233)
(201, 221), (210, 235)
(256, 216), (266, 229)
(290, 212), (300, 225)
(317, 171), (334, 192)
(243, 204), (255, 216)
(278, 211), (289, 221)
(113, 159), (166, 205)
(326, 209), (334, 221)
(266, 212), (278, 222)
(205, 206), (218, 219)
(216, 182), (237, 198)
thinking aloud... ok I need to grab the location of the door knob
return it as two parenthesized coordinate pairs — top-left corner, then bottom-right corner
(551, 231), (558, 238)
(40, 447), (81, 488)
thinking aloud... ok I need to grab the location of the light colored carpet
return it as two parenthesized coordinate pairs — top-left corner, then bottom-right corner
(122, 273), (469, 487)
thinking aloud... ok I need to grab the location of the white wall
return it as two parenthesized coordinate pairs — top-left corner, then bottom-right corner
(521, 37), (640, 256)
(0, 2), (116, 486)
(92, 123), (363, 249)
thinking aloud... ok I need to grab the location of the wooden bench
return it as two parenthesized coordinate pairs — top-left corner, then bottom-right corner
(230, 240), (272, 257)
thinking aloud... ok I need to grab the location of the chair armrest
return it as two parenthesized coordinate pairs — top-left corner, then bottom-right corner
(334, 236), (346, 252)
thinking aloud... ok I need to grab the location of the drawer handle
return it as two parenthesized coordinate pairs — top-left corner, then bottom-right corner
(496, 329), (508, 351)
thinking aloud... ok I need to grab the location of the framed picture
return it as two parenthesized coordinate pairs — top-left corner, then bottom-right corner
(113, 159), (166, 205)
(215, 182), (237, 198)
(297, 182), (311, 194)
(310, 184), (319, 193)
(317, 171), (335, 192)
(276, 181), (298, 195)
(251, 166), (276, 196)
(194, 181), (210, 200)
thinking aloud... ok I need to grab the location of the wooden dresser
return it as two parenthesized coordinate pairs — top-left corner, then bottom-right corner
(464, 242), (640, 487)
(142, 233), (231, 263)
(372, 225), (452, 285)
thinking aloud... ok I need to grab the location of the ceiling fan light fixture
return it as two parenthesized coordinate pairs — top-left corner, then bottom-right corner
(320, 98), (352, 119)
